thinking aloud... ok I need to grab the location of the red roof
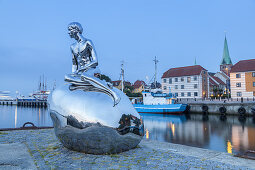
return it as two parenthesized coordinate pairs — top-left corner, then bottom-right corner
(133, 80), (146, 89)
(230, 59), (255, 73)
(112, 80), (121, 86)
(209, 78), (218, 86)
(212, 76), (226, 85)
(112, 80), (131, 87)
(162, 65), (207, 78)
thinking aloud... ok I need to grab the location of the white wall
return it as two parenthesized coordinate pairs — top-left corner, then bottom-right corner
(161, 75), (202, 98)
(230, 72), (253, 98)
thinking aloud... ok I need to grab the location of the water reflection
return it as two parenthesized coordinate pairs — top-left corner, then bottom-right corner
(140, 113), (255, 154)
(0, 105), (52, 129)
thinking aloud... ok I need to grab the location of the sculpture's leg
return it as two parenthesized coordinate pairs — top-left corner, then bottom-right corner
(81, 74), (121, 106)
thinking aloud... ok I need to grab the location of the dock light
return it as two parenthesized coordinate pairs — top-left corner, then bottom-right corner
(227, 140), (232, 154)
(146, 129), (149, 139)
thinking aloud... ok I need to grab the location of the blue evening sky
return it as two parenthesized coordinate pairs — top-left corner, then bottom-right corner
(0, 0), (255, 96)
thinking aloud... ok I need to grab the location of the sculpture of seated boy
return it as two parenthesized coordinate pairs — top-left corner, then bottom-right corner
(65, 22), (120, 106)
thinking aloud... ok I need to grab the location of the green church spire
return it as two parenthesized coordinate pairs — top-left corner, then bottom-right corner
(194, 57), (197, 65)
(221, 35), (232, 65)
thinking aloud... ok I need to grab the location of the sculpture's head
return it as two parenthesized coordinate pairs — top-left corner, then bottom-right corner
(68, 22), (83, 40)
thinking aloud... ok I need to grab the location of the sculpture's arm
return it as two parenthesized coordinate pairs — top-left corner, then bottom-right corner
(71, 47), (78, 73)
(83, 40), (98, 70)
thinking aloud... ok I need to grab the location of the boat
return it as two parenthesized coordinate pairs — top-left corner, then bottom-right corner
(132, 56), (186, 114)
(133, 89), (187, 114)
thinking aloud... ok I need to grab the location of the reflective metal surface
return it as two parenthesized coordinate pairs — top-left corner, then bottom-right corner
(49, 84), (141, 128)
(49, 22), (144, 144)
(65, 22), (120, 106)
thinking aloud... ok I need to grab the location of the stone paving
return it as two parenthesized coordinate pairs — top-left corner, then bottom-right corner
(0, 129), (254, 170)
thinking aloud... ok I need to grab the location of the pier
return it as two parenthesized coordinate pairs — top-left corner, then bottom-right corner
(0, 129), (255, 169)
(0, 100), (47, 108)
(177, 98), (255, 116)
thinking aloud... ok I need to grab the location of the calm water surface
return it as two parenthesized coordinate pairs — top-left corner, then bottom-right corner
(0, 105), (52, 128)
(1, 105), (255, 154)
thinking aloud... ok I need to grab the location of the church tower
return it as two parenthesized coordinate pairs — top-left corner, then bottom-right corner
(220, 35), (233, 76)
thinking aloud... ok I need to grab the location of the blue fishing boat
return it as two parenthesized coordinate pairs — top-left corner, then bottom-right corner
(133, 89), (187, 114)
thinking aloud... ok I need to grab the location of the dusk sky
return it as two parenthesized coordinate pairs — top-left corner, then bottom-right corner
(1, 0), (255, 96)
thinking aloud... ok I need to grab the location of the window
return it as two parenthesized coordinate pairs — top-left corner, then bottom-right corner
(236, 83), (241, 87)
(163, 79), (166, 83)
(169, 78), (172, 84)
(175, 93), (178, 97)
(253, 82), (255, 87)
(253, 72), (255, 77)
(181, 77), (184, 81)
(163, 86), (167, 90)
(236, 74), (241, 78)
(194, 84), (198, 89)
(187, 92), (191, 96)
(175, 78), (178, 82)
(194, 92), (198, 96)
(175, 85), (178, 89)
(194, 76), (197, 81)
(237, 92), (242, 97)
(181, 85), (184, 89)
(253, 91), (255, 96)
(187, 77), (191, 83)
(181, 92), (184, 97)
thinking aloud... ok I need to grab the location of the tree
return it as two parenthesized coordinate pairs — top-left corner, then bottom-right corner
(100, 74), (112, 83)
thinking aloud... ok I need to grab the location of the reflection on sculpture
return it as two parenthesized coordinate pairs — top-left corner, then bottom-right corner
(49, 22), (144, 154)
(65, 22), (120, 106)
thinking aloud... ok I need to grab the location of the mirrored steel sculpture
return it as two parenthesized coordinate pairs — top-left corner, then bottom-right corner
(49, 22), (144, 154)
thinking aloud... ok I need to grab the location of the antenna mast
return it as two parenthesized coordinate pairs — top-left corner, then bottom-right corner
(120, 60), (125, 92)
(153, 56), (159, 89)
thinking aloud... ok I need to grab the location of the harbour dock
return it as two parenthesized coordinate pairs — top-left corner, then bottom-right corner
(0, 100), (47, 107)
(177, 98), (255, 115)
(0, 129), (255, 169)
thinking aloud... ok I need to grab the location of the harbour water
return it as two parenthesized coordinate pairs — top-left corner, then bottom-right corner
(0, 105), (52, 129)
(0, 105), (255, 154)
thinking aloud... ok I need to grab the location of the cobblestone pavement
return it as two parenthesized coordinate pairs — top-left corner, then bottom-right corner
(0, 129), (254, 170)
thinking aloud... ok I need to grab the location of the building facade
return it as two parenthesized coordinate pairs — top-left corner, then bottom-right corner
(161, 65), (209, 98)
(230, 59), (255, 98)
(112, 80), (131, 90)
(132, 80), (146, 93)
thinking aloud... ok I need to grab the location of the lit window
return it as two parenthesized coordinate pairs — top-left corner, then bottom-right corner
(181, 85), (184, 89)
(187, 77), (191, 83)
(236, 74), (241, 78)
(175, 78), (178, 82)
(237, 92), (242, 97)
(175, 85), (178, 89)
(194, 84), (198, 88)
(187, 92), (191, 96)
(236, 83), (241, 87)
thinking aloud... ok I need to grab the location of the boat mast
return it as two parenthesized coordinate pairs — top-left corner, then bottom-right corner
(120, 60), (125, 92)
(153, 56), (159, 89)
